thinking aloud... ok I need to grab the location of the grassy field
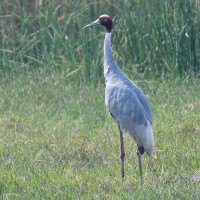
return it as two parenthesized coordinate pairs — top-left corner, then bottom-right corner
(0, 0), (200, 199)
(0, 70), (199, 199)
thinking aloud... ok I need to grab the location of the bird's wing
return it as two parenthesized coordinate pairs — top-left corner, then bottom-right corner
(106, 85), (148, 127)
(106, 67), (153, 124)
(135, 89), (153, 124)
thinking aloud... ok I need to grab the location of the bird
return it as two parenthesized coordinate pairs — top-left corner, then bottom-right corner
(82, 14), (154, 180)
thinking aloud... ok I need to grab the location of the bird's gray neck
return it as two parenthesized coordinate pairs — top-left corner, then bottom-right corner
(104, 33), (118, 78)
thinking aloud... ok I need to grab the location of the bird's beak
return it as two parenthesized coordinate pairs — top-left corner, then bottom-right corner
(82, 19), (100, 30)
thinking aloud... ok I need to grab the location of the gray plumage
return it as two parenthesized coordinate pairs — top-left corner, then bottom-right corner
(83, 14), (154, 180)
(104, 33), (154, 156)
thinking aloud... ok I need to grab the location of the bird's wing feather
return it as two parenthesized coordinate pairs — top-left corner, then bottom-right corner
(105, 84), (149, 127)
(133, 86), (153, 124)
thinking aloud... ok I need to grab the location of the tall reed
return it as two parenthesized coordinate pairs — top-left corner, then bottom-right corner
(0, 0), (199, 84)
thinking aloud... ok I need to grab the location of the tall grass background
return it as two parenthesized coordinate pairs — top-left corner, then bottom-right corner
(0, 0), (200, 85)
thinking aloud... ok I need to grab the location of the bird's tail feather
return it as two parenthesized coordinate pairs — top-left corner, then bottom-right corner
(143, 122), (154, 156)
(138, 145), (145, 155)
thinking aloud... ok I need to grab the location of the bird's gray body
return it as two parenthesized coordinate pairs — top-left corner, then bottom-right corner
(82, 14), (154, 179)
(104, 33), (154, 156)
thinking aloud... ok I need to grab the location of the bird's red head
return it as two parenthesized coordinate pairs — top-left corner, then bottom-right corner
(82, 14), (113, 33)
(99, 15), (113, 33)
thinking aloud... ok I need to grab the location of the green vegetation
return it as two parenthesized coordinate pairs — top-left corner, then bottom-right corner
(0, 72), (199, 199)
(0, 0), (200, 199)
(1, 0), (200, 83)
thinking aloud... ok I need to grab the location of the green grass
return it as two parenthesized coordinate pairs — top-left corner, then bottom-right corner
(0, 70), (199, 199)
(0, 0), (200, 199)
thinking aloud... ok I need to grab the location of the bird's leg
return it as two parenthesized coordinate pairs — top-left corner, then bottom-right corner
(136, 149), (142, 179)
(119, 128), (125, 181)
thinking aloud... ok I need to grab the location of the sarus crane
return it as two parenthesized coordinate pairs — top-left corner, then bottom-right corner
(82, 14), (154, 180)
